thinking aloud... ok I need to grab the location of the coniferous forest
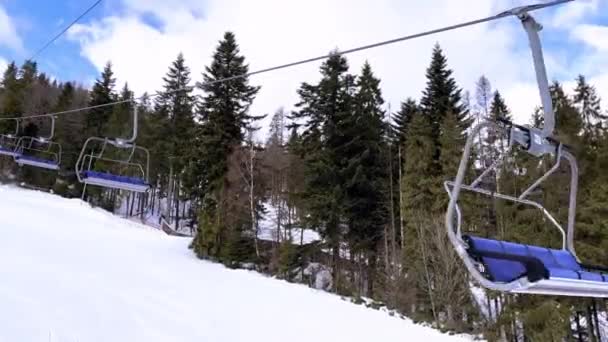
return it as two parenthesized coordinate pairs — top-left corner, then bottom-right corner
(2, 31), (608, 341)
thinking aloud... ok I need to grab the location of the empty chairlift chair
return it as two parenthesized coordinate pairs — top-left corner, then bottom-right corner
(14, 116), (61, 170)
(0, 118), (21, 157)
(444, 6), (608, 298)
(75, 104), (151, 194)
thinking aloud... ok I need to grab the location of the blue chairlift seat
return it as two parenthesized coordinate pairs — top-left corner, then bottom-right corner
(15, 155), (59, 170)
(81, 170), (150, 193)
(464, 235), (608, 296)
(0, 145), (19, 157)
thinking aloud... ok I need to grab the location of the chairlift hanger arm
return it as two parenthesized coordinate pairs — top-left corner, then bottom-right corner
(519, 12), (555, 139)
(22, 115), (56, 142)
(115, 102), (138, 146)
(493, 4), (562, 153)
(6, 118), (20, 137)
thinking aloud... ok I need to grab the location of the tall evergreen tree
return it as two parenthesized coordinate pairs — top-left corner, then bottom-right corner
(155, 53), (196, 174)
(400, 109), (436, 318)
(0, 62), (21, 133)
(87, 62), (117, 136)
(574, 75), (605, 136)
(343, 61), (388, 295)
(106, 83), (134, 137)
(191, 32), (261, 262)
(391, 97), (417, 148)
(290, 51), (356, 291)
(419, 44), (470, 144)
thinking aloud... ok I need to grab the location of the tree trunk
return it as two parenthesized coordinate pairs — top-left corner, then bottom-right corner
(367, 250), (376, 298)
(398, 145), (405, 250)
(593, 300), (601, 341)
(250, 140), (259, 258)
(332, 235), (340, 293)
(276, 200), (282, 244)
(299, 206), (304, 246)
(486, 294), (493, 323)
(586, 305), (597, 342)
(174, 178), (180, 230)
(167, 164), (174, 222)
(129, 192), (136, 216)
(387, 142), (397, 307)
(574, 312), (583, 342)
(415, 220), (437, 324)
(125, 193), (130, 218)
(150, 186), (156, 216)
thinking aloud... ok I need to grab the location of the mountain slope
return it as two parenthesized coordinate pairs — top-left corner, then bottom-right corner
(0, 185), (475, 342)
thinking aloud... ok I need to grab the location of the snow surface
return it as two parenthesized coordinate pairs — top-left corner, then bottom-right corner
(0, 185), (475, 341)
(257, 201), (321, 245)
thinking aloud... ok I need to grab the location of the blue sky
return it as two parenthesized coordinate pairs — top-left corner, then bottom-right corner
(0, 0), (100, 81)
(0, 0), (607, 135)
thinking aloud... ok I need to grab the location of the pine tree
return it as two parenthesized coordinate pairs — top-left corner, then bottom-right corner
(419, 43), (470, 145)
(198, 32), (261, 143)
(191, 32), (261, 262)
(392, 98), (417, 148)
(400, 110), (436, 317)
(574, 75), (605, 135)
(150, 53), (197, 229)
(18, 60), (38, 97)
(155, 53), (196, 174)
(290, 51), (356, 292)
(475, 75), (492, 122)
(437, 110), (464, 210)
(0, 62), (21, 133)
(106, 83), (134, 137)
(489, 91), (511, 123)
(87, 62), (117, 137)
(343, 61), (388, 296)
(54, 83), (79, 173)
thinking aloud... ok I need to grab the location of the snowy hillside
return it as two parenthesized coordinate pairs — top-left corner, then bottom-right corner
(0, 185), (475, 341)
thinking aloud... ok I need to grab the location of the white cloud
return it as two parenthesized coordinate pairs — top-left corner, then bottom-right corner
(0, 4), (24, 53)
(550, 0), (598, 28)
(571, 24), (608, 52)
(67, 0), (602, 137)
(0, 57), (8, 82)
(567, 23), (608, 111)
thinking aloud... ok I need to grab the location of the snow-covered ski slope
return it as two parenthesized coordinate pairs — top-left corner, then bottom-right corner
(0, 185), (475, 342)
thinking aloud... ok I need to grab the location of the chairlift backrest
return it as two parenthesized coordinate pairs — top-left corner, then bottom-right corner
(75, 103), (151, 193)
(14, 116), (61, 170)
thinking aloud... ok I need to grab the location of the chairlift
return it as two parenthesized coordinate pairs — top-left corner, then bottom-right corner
(0, 118), (21, 157)
(444, 6), (608, 297)
(75, 103), (151, 194)
(14, 116), (62, 170)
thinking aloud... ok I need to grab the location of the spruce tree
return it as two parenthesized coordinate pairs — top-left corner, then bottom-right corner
(155, 53), (196, 174)
(106, 83), (134, 137)
(391, 98), (417, 148)
(290, 52), (356, 292)
(400, 110), (436, 316)
(437, 110), (464, 208)
(343, 61), (388, 295)
(87, 62), (117, 137)
(574, 75), (605, 135)
(0, 62), (21, 132)
(419, 43), (470, 145)
(191, 32), (261, 262)
(489, 91), (511, 123)
(54, 83), (78, 173)
(151, 53), (197, 229)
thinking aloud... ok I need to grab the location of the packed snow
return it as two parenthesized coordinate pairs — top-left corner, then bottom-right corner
(0, 185), (476, 341)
